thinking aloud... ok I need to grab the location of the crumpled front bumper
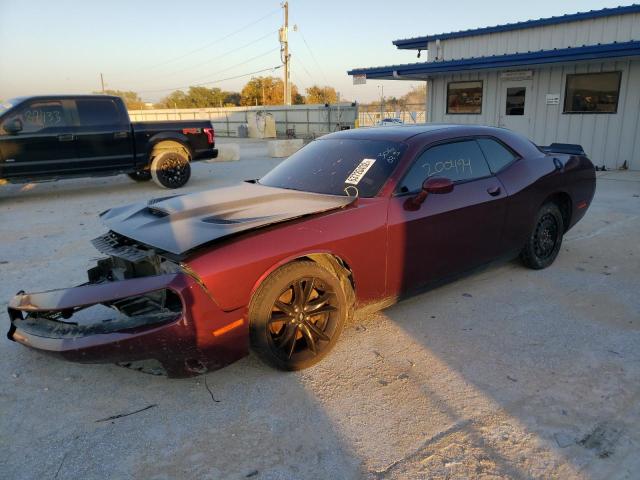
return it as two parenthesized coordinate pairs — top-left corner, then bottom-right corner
(7, 273), (248, 377)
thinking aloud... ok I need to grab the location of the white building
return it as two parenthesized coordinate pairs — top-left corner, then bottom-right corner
(349, 5), (640, 170)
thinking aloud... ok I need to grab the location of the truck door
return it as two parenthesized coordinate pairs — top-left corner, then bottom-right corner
(71, 97), (133, 173)
(0, 99), (76, 179)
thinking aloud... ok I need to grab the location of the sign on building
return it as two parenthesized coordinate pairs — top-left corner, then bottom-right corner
(545, 94), (560, 105)
(500, 70), (533, 80)
(353, 74), (367, 85)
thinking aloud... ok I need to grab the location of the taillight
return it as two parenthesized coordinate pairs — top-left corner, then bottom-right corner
(203, 127), (214, 145)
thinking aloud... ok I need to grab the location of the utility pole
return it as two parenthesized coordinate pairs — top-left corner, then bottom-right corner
(378, 84), (384, 120)
(100, 73), (105, 94)
(279, 2), (291, 105)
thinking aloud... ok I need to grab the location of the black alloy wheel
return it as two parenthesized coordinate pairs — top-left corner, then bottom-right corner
(268, 277), (337, 360)
(521, 202), (564, 269)
(533, 213), (559, 259)
(249, 261), (350, 370)
(151, 151), (191, 189)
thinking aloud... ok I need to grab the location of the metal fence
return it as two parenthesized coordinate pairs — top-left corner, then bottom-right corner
(128, 104), (357, 138)
(357, 102), (427, 127)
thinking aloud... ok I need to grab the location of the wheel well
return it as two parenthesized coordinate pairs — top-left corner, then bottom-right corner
(303, 253), (355, 305)
(544, 192), (572, 232)
(150, 140), (192, 161)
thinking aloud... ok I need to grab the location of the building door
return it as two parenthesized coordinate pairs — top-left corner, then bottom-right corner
(498, 80), (532, 136)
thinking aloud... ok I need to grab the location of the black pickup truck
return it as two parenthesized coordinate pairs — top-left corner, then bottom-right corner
(0, 95), (218, 188)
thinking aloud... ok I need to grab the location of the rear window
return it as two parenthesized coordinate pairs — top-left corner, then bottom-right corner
(476, 138), (518, 173)
(76, 99), (122, 126)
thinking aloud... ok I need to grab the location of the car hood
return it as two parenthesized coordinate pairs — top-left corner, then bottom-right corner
(99, 182), (355, 256)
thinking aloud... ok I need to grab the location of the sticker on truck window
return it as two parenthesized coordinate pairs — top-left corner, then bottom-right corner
(345, 158), (376, 185)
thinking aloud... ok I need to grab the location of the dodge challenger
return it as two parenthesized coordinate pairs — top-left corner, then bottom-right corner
(7, 125), (596, 377)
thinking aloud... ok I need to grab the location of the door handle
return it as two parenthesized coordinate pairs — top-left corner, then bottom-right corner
(114, 131), (128, 139)
(487, 186), (501, 196)
(57, 133), (75, 142)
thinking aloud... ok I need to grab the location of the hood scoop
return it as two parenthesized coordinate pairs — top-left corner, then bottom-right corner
(99, 182), (355, 256)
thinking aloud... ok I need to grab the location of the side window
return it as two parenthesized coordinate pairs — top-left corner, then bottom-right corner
(75, 99), (121, 126)
(476, 138), (518, 173)
(398, 140), (491, 193)
(11, 101), (67, 134)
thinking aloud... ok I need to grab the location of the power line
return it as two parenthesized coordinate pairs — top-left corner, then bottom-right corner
(136, 65), (283, 94)
(293, 55), (315, 84)
(298, 30), (329, 84)
(187, 47), (280, 83)
(157, 30), (279, 80)
(124, 47), (279, 93)
(114, 8), (280, 75)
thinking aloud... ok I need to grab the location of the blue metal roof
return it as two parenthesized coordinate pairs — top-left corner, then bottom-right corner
(348, 41), (640, 78)
(393, 4), (640, 50)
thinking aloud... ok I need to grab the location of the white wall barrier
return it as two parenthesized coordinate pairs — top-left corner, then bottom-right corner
(128, 104), (357, 138)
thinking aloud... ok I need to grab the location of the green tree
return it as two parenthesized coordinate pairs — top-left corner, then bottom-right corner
(305, 85), (338, 104)
(96, 90), (145, 110)
(401, 84), (427, 106)
(156, 87), (241, 108)
(223, 92), (241, 106)
(240, 76), (303, 106)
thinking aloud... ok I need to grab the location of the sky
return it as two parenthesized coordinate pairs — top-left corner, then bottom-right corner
(0, 0), (631, 104)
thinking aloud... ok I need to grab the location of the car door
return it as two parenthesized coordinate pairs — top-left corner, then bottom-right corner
(386, 138), (508, 296)
(71, 97), (133, 173)
(0, 99), (76, 178)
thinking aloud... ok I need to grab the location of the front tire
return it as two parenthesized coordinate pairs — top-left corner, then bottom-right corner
(150, 150), (191, 189)
(249, 261), (350, 371)
(127, 170), (151, 182)
(521, 202), (564, 269)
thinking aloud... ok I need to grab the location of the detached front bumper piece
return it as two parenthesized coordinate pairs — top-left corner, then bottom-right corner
(7, 274), (248, 377)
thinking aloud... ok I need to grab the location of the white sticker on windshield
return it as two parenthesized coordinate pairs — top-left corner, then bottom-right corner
(345, 158), (376, 185)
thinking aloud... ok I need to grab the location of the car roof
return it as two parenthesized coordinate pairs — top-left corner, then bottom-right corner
(321, 124), (507, 142)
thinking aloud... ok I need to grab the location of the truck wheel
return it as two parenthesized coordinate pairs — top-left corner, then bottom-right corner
(127, 170), (151, 182)
(150, 151), (191, 189)
(249, 260), (351, 371)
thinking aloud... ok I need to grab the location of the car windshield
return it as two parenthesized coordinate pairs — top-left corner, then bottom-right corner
(259, 138), (407, 197)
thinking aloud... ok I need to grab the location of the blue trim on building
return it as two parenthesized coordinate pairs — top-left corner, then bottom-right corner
(393, 4), (640, 50)
(347, 41), (640, 78)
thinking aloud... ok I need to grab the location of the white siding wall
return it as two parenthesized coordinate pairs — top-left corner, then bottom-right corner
(427, 14), (640, 61)
(428, 59), (640, 169)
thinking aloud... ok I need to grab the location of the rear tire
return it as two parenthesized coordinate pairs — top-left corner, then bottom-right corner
(150, 150), (191, 189)
(521, 202), (564, 269)
(249, 261), (350, 371)
(127, 170), (151, 182)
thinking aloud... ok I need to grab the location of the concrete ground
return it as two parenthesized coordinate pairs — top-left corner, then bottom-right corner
(0, 140), (639, 479)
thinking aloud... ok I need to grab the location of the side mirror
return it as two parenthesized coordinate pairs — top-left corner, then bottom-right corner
(405, 177), (454, 211)
(3, 118), (23, 134)
(423, 177), (454, 195)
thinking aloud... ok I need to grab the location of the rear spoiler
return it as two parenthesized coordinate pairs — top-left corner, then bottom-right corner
(539, 143), (586, 156)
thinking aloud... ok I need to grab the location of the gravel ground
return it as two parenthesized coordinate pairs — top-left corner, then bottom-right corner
(0, 141), (639, 480)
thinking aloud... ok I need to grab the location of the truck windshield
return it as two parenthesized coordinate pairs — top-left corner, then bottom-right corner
(0, 99), (19, 115)
(259, 138), (407, 197)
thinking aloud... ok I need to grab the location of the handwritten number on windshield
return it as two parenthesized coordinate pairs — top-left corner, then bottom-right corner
(422, 157), (473, 179)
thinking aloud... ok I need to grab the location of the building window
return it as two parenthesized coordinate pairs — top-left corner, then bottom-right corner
(447, 81), (483, 114)
(563, 72), (621, 114)
(505, 87), (526, 116)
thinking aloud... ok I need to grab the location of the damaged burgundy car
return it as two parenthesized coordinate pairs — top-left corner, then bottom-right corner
(7, 125), (596, 377)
